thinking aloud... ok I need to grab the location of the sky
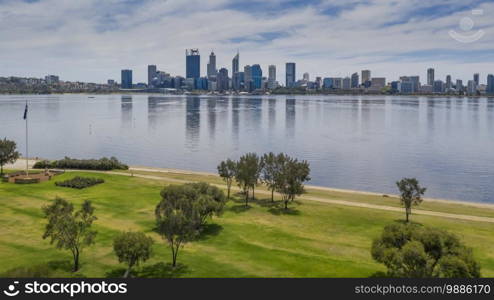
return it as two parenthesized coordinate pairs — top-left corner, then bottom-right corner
(0, 0), (493, 84)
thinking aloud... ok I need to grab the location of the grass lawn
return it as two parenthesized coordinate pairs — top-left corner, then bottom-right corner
(0, 171), (493, 278)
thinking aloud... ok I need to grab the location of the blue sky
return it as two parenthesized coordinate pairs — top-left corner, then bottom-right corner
(0, 0), (493, 84)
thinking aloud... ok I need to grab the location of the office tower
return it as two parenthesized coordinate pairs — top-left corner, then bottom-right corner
(251, 64), (263, 90)
(433, 80), (444, 93)
(361, 70), (371, 86)
(147, 65), (157, 87)
(487, 74), (494, 94)
(232, 52), (239, 74)
(231, 52), (240, 91)
(400, 76), (420, 93)
(173, 76), (184, 89)
(467, 80), (477, 95)
(303, 72), (309, 81)
(446, 75), (452, 90)
(268, 65), (276, 89)
(427, 68), (435, 86)
(456, 79), (463, 92)
(342, 77), (351, 89)
(45, 75), (59, 84)
(121, 69), (132, 89)
(207, 51), (217, 80)
(474, 73), (480, 86)
(186, 49), (200, 80)
(351, 72), (359, 88)
(286, 62), (296, 88)
(371, 77), (386, 89)
(315, 77), (322, 89)
(244, 65), (252, 92)
(323, 77), (333, 89)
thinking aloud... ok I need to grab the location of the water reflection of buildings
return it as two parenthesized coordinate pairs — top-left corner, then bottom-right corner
(285, 98), (296, 137)
(231, 97), (240, 142)
(185, 96), (201, 150)
(121, 95), (133, 128)
(268, 98), (276, 130)
(207, 98), (217, 141)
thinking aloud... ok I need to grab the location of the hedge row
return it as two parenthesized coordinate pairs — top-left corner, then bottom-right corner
(55, 176), (104, 189)
(33, 157), (128, 171)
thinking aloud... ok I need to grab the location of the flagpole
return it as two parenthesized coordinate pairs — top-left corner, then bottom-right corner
(25, 100), (29, 177)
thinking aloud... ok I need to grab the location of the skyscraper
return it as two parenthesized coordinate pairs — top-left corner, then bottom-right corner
(427, 68), (435, 86)
(232, 51), (239, 74)
(456, 79), (463, 92)
(286, 62), (296, 88)
(147, 65), (157, 87)
(251, 64), (262, 90)
(303, 72), (309, 81)
(361, 70), (371, 86)
(232, 52), (240, 90)
(186, 49), (200, 80)
(244, 65), (252, 92)
(487, 74), (494, 94)
(268, 65), (276, 89)
(351, 72), (359, 88)
(474, 73), (480, 86)
(446, 75), (452, 90)
(207, 51), (217, 80)
(217, 68), (229, 92)
(121, 69), (132, 89)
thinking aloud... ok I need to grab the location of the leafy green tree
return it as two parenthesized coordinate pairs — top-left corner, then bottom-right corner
(42, 197), (97, 272)
(113, 231), (154, 278)
(217, 159), (237, 199)
(371, 223), (481, 278)
(0, 138), (20, 175)
(155, 183), (226, 267)
(234, 153), (262, 206)
(275, 155), (311, 210)
(396, 178), (426, 222)
(261, 152), (282, 202)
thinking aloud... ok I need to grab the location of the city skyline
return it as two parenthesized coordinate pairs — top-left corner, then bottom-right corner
(0, 0), (493, 84)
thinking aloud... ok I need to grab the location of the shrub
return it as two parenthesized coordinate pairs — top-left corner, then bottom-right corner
(55, 176), (104, 189)
(34, 156), (128, 171)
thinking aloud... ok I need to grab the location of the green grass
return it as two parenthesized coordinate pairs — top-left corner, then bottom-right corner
(1, 171), (493, 278)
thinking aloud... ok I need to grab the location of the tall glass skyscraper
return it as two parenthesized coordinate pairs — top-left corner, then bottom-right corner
(121, 69), (132, 89)
(251, 64), (262, 90)
(286, 62), (296, 88)
(207, 51), (217, 80)
(147, 65), (157, 87)
(186, 49), (200, 80)
(487, 74), (494, 94)
(427, 68), (435, 86)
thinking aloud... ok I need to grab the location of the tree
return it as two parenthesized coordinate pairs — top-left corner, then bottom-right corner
(217, 159), (237, 199)
(371, 223), (481, 278)
(275, 155), (311, 210)
(113, 231), (154, 278)
(396, 178), (426, 222)
(0, 138), (20, 175)
(261, 152), (281, 202)
(155, 183), (226, 267)
(234, 153), (262, 206)
(42, 197), (97, 272)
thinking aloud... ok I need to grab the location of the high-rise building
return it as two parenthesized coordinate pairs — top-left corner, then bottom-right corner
(45, 75), (59, 84)
(121, 69), (132, 89)
(427, 68), (435, 86)
(333, 78), (342, 89)
(186, 49), (200, 80)
(342, 77), (351, 89)
(400, 76), (420, 93)
(433, 80), (444, 93)
(456, 79), (463, 92)
(268, 65), (276, 89)
(371, 77), (386, 89)
(217, 68), (229, 91)
(232, 52), (239, 74)
(285, 63), (296, 88)
(315, 77), (322, 89)
(303, 72), (309, 81)
(147, 65), (157, 87)
(323, 77), (333, 89)
(351, 72), (359, 88)
(487, 74), (494, 94)
(467, 80), (477, 95)
(445, 75), (452, 90)
(207, 51), (217, 80)
(474, 73), (480, 86)
(251, 64), (263, 90)
(244, 65), (252, 92)
(361, 70), (371, 86)
(231, 52), (240, 91)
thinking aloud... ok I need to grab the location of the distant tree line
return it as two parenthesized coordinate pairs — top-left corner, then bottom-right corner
(34, 157), (128, 171)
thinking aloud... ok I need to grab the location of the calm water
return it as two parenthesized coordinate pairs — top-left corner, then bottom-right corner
(1, 94), (493, 203)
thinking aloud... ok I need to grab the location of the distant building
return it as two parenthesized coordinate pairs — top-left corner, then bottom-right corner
(361, 70), (371, 87)
(333, 78), (342, 89)
(351, 72), (359, 88)
(370, 77), (386, 89)
(217, 68), (229, 91)
(107, 79), (115, 85)
(400, 76), (420, 93)
(173, 76), (184, 89)
(400, 81), (414, 94)
(420, 85), (433, 93)
(232, 52), (239, 74)
(121, 69), (132, 89)
(487, 74), (494, 94)
(45, 75), (59, 84)
(445, 75), (452, 90)
(207, 51), (217, 81)
(147, 65), (157, 87)
(251, 64), (262, 90)
(427, 68), (435, 86)
(467, 80), (477, 95)
(268, 65), (277, 89)
(456, 79), (463, 92)
(186, 49), (200, 81)
(433, 80), (444, 93)
(303, 72), (309, 81)
(474, 73), (480, 86)
(244, 65), (253, 92)
(342, 77), (351, 89)
(285, 63), (296, 88)
(231, 52), (241, 91)
(315, 77), (322, 89)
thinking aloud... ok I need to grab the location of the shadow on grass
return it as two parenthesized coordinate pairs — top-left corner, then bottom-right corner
(2, 260), (85, 278)
(268, 206), (301, 216)
(369, 271), (390, 278)
(229, 204), (251, 214)
(195, 223), (223, 241)
(105, 268), (128, 278)
(138, 262), (189, 278)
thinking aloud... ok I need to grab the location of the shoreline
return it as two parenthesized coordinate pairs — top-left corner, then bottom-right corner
(5, 160), (494, 210)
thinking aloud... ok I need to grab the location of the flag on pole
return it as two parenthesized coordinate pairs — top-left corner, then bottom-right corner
(23, 102), (28, 120)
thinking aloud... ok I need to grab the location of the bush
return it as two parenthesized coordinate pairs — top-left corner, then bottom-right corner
(14, 177), (41, 184)
(371, 223), (481, 278)
(55, 176), (104, 189)
(34, 156), (128, 171)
